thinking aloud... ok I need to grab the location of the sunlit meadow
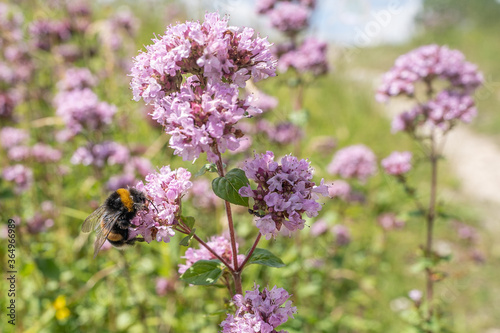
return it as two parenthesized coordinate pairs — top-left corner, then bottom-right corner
(1, 1), (499, 332)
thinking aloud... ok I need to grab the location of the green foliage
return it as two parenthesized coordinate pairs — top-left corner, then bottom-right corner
(180, 260), (224, 285)
(246, 248), (285, 268)
(211, 168), (250, 207)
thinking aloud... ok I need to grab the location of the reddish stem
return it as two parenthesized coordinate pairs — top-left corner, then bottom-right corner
(237, 233), (262, 272)
(176, 224), (235, 273)
(213, 145), (242, 294)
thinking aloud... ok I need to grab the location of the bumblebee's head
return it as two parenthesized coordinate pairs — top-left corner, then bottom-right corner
(129, 188), (147, 211)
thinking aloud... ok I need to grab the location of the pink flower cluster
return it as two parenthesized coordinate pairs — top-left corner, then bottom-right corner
(220, 284), (297, 333)
(130, 12), (275, 102)
(257, 0), (315, 33)
(377, 213), (405, 231)
(278, 37), (328, 75)
(328, 145), (377, 182)
(377, 45), (483, 133)
(0, 127), (62, 163)
(391, 90), (478, 133)
(54, 88), (116, 139)
(150, 77), (261, 162)
(376, 44), (483, 103)
(131, 166), (192, 243)
(178, 235), (244, 274)
(56, 67), (97, 91)
(257, 120), (303, 145)
(130, 13), (276, 162)
(327, 180), (351, 201)
(381, 151), (412, 176)
(239, 151), (329, 239)
(2, 164), (33, 193)
(71, 141), (129, 168)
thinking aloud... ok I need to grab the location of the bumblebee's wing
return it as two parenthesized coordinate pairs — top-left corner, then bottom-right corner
(92, 210), (122, 258)
(82, 205), (107, 233)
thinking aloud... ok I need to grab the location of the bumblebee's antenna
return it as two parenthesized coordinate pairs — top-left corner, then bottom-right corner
(147, 199), (159, 214)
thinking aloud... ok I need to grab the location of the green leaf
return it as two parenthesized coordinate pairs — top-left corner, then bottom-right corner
(247, 248), (285, 268)
(195, 163), (218, 177)
(212, 168), (249, 207)
(182, 216), (196, 230)
(179, 228), (196, 247)
(180, 260), (224, 285)
(34, 258), (61, 280)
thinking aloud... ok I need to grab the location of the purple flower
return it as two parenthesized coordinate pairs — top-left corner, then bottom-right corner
(265, 121), (303, 145)
(327, 180), (351, 201)
(71, 141), (130, 168)
(220, 284), (297, 333)
(377, 213), (405, 231)
(408, 289), (422, 303)
(0, 90), (21, 119)
(151, 77), (260, 162)
(178, 235), (244, 274)
(268, 2), (310, 33)
(239, 151), (329, 239)
(331, 224), (351, 246)
(426, 90), (477, 129)
(32, 143), (62, 163)
(376, 44), (483, 103)
(106, 173), (138, 192)
(57, 67), (97, 91)
(131, 166), (192, 243)
(256, 0), (278, 14)
(0, 127), (29, 149)
(29, 19), (71, 51)
(7, 146), (30, 161)
(0, 4), (24, 44)
(381, 151), (412, 176)
(327, 144), (377, 182)
(2, 164), (33, 193)
(310, 218), (328, 236)
(452, 221), (478, 243)
(278, 37), (329, 75)
(54, 88), (116, 137)
(155, 277), (173, 296)
(130, 12), (276, 105)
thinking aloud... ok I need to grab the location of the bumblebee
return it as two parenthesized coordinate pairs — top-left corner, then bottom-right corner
(82, 188), (146, 258)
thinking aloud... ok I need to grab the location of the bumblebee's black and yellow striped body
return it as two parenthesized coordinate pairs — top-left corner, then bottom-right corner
(82, 188), (146, 257)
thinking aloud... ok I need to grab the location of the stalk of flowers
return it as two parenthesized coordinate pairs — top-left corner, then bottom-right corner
(220, 284), (297, 333)
(130, 166), (192, 243)
(377, 44), (483, 321)
(327, 144), (377, 182)
(130, 13), (276, 163)
(239, 151), (329, 240)
(178, 235), (245, 274)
